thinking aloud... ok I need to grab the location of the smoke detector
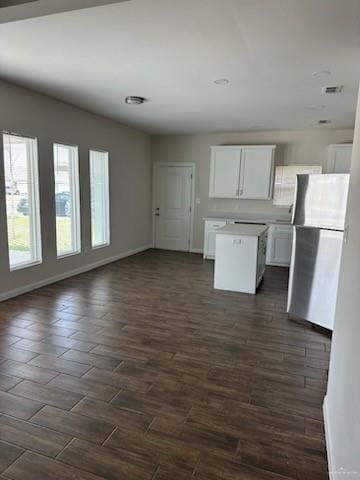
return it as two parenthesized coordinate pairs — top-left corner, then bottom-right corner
(125, 96), (147, 105)
(321, 85), (343, 94)
(214, 78), (230, 85)
(312, 70), (331, 78)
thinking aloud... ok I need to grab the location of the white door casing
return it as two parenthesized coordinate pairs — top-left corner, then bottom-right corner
(153, 164), (194, 251)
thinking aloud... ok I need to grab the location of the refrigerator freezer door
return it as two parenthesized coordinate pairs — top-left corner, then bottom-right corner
(292, 174), (349, 230)
(287, 227), (344, 330)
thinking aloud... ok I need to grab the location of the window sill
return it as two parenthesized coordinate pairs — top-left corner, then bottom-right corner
(10, 259), (42, 272)
(57, 250), (81, 260)
(92, 243), (110, 251)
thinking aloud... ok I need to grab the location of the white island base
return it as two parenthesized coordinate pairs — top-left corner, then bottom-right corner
(214, 224), (268, 294)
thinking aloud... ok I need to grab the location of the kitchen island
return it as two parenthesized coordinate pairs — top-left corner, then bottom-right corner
(214, 224), (268, 294)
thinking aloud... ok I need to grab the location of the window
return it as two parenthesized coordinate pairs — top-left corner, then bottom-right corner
(2, 133), (42, 270)
(53, 143), (81, 257)
(90, 150), (110, 248)
(273, 165), (323, 206)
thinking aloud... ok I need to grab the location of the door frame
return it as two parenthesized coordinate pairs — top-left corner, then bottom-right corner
(152, 162), (196, 252)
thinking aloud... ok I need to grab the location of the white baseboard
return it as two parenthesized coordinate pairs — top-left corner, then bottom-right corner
(323, 396), (333, 479)
(0, 244), (152, 303)
(190, 248), (203, 254)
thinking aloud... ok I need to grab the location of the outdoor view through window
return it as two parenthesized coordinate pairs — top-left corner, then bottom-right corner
(3, 133), (41, 270)
(53, 143), (80, 257)
(90, 150), (110, 248)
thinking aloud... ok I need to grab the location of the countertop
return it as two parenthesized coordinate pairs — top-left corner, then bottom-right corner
(203, 212), (291, 224)
(216, 224), (269, 237)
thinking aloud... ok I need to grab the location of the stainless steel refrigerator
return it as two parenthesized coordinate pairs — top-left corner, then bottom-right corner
(287, 173), (350, 330)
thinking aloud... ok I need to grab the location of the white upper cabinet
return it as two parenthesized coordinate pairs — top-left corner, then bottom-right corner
(209, 145), (275, 199)
(209, 147), (241, 198)
(327, 144), (353, 173)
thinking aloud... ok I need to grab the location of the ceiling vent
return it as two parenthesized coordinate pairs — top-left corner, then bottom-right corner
(318, 119), (331, 125)
(321, 85), (343, 94)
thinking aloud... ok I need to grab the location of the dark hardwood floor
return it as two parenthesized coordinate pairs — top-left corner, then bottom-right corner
(0, 249), (330, 480)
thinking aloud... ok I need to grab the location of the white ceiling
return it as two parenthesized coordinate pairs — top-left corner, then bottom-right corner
(0, 0), (360, 134)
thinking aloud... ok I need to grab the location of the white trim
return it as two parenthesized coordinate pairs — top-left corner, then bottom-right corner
(328, 143), (353, 148)
(152, 162), (196, 252)
(90, 149), (110, 249)
(190, 248), (203, 254)
(56, 250), (81, 260)
(0, 244), (152, 303)
(54, 143), (81, 258)
(210, 144), (276, 149)
(4, 134), (42, 271)
(9, 259), (42, 272)
(323, 396), (334, 479)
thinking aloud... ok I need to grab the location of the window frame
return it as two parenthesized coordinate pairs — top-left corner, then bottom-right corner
(53, 142), (81, 258)
(2, 132), (42, 271)
(89, 149), (110, 249)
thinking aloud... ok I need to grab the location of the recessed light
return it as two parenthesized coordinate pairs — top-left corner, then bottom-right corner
(312, 70), (331, 78)
(125, 96), (147, 105)
(307, 105), (326, 110)
(214, 78), (230, 85)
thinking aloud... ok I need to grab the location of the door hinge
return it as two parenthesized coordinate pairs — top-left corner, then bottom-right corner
(189, 206), (192, 213)
(190, 174), (193, 179)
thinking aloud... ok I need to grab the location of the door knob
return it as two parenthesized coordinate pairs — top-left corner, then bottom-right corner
(155, 212), (160, 216)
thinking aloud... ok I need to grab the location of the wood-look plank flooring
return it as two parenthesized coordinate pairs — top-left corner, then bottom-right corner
(0, 249), (330, 480)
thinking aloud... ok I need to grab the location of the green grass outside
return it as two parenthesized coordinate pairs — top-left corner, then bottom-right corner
(8, 215), (71, 252)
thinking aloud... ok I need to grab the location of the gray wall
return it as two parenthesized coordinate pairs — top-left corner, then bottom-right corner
(0, 79), (152, 298)
(325, 89), (360, 476)
(152, 129), (353, 251)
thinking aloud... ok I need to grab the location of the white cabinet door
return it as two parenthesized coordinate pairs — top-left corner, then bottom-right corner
(266, 225), (293, 266)
(209, 147), (241, 198)
(203, 220), (227, 258)
(327, 144), (352, 173)
(239, 147), (274, 199)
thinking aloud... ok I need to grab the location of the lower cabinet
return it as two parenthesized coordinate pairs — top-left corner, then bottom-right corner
(214, 229), (268, 295)
(204, 220), (293, 267)
(266, 224), (293, 267)
(203, 220), (227, 258)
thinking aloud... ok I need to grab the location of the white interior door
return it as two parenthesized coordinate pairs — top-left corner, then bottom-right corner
(154, 165), (193, 251)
